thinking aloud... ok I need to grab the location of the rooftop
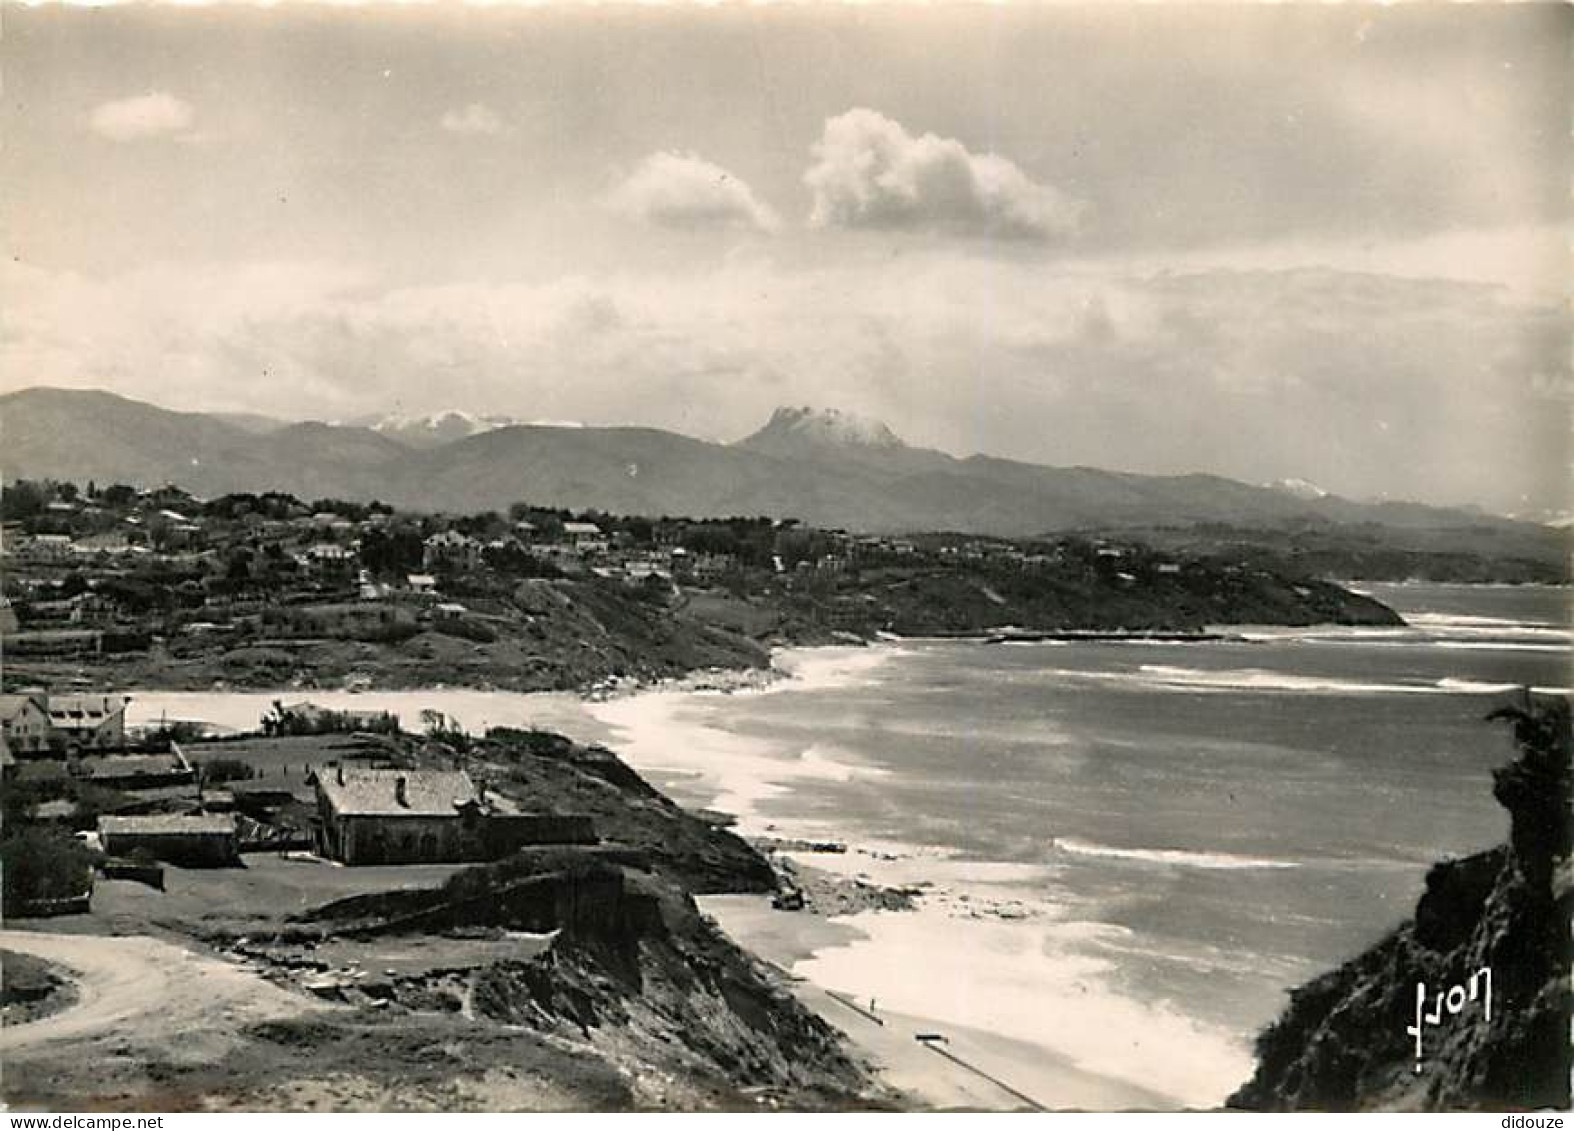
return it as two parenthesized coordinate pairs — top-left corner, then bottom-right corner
(318, 767), (480, 818)
(99, 814), (237, 836)
(0, 693), (47, 721)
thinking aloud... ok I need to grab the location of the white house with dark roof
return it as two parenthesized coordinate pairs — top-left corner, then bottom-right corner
(422, 530), (481, 571)
(0, 693), (52, 754)
(46, 694), (128, 750)
(561, 522), (608, 554)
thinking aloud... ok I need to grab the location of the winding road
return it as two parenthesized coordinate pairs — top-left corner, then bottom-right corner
(1, 930), (310, 1055)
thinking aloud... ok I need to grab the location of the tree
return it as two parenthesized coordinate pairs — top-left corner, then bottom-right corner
(1, 828), (96, 916)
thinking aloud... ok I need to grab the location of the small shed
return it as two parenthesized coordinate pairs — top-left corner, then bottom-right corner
(98, 814), (241, 868)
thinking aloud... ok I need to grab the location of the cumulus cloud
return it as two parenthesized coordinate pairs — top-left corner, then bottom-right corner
(440, 103), (506, 136)
(88, 92), (195, 142)
(606, 151), (780, 234)
(805, 108), (1084, 242)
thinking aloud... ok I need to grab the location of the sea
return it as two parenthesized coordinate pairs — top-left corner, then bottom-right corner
(125, 582), (1570, 1109)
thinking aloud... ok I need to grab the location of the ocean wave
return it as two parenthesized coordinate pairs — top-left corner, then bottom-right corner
(1133, 665), (1430, 695)
(791, 906), (1254, 1108)
(1121, 666), (1568, 697)
(772, 644), (909, 692)
(1435, 677), (1525, 694)
(1054, 837), (1300, 871)
(1430, 640), (1569, 654)
(1407, 612), (1568, 631)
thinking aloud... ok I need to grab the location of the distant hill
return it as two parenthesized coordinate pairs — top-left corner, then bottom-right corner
(0, 388), (405, 502)
(2, 387), (1563, 577)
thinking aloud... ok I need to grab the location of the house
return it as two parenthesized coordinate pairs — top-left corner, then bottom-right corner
(406, 573), (438, 595)
(22, 534), (74, 561)
(306, 542), (355, 564)
(72, 532), (133, 556)
(314, 766), (593, 865)
(0, 693), (52, 755)
(562, 522), (608, 554)
(46, 694), (129, 750)
(423, 530), (481, 571)
(98, 814), (240, 867)
(314, 766), (486, 865)
(678, 552), (737, 583)
(300, 542), (357, 580)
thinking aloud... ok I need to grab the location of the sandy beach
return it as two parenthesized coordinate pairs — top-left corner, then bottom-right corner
(698, 894), (1170, 1112)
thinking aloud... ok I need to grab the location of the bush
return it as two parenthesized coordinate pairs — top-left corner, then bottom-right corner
(486, 727), (574, 758)
(260, 701), (401, 737)
(1, 828), (96, 917)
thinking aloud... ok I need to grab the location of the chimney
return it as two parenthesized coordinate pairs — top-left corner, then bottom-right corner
(395, 776), (409, 808)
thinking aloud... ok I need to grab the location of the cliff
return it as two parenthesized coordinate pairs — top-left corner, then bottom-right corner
(1229, 696), (1571, 1111)
(281, 848), (882, 1109)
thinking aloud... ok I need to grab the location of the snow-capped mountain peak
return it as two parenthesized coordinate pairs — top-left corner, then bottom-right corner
(739, 405), (907, 452)
(1268, 477), (1330, 501)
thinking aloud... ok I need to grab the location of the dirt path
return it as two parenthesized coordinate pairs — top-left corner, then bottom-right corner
(0, 930), (314, 1059)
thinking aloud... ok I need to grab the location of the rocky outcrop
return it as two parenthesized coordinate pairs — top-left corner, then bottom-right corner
(1229, 696), (1571, 1111)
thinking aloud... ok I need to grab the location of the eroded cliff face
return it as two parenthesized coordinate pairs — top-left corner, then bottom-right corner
(1230, 698), (1571, 1112)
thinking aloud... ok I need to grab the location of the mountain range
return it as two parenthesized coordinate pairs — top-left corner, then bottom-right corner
(0, 387), (1557, 543)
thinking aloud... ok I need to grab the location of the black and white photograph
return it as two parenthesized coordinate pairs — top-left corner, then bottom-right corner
(0, 0), (1569, 1116)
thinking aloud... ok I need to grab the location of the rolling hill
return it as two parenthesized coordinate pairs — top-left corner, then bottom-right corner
(2, 388), (1564, 575)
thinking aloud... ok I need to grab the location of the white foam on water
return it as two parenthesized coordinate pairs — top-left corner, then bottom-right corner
(1053, 837), (1301, 871)
(1133, 665), (1433, 696)
(793, 905), (1255, 1109)
(1430, 640), (1569, 654)
(1113, 666), (1568, 697)
(799, 846), (1063, 891)
(1435, 677), (1524, 694)
(771, 643), (909, 692)
(1407, 612), (1569, 632)
(588, 688), (894, 835)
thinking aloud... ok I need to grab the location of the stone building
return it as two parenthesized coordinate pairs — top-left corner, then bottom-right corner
(314, 765), (594, 865)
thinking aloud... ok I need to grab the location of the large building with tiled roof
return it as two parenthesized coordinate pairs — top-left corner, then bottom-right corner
(313, 765), (595, 865)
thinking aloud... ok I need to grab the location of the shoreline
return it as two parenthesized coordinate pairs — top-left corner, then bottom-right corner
(697, 893), (1173, 1112)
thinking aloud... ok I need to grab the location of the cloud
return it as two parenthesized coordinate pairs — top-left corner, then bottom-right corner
(88, 92), (195, 142)
(606, 151), (780, 234)
(805, 108), (1085, 242)
(3, 254), (1564, 513)
(440, 103), (505, 137)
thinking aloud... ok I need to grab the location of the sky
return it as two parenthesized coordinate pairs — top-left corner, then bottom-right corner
(2, 2), (1569, 514)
